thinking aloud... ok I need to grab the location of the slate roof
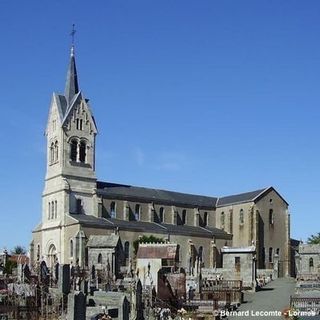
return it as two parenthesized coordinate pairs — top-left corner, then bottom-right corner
(217, 186), (288, 206)
(64, 46), (79, 106)
(69, 214), (114, 228)
(68, 214), (231, 239)
(97, 181), (217, 208)
(217, 188), (268, 207)
(87, 234), (119, 248)
(97, 182), (288, 208)
(299, 244), (320, 254)
(54, 94), (68, 120)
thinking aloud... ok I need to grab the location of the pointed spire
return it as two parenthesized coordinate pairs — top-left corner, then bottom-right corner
(64, 45), (79, 105)
(65, 25), (79, 105)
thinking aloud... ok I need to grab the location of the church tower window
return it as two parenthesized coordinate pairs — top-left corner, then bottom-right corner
(50, 143), (54, 164)
(54, 200), (58, 218)
(54, 141), (59, 162)
(76, 118), (83, 130)
(51, 201), (55, 219)
(48, 202), (51, 219)
(98, 253), (102, 264)
(79, 141), (86, 163)
(70, 140), (77, 161)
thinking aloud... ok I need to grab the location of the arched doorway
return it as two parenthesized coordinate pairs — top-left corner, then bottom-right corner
(48, 244), (57, 270)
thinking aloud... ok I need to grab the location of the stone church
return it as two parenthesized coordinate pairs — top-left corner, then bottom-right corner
(31, 46), (291, 277)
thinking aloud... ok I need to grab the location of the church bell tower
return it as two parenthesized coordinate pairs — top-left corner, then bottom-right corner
(39, 44), (98, 265)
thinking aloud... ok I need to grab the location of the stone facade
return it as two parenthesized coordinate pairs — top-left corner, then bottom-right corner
(216, 189), (291, 276)
(221, 246), (256, 289)
(31, 47), (291, 279)
(295, 243), (320, 276)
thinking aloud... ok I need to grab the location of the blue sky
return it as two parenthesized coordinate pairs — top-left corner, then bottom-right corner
(0, 0), (319, 250)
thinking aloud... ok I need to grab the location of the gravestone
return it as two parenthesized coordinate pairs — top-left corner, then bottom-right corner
(58, 264), (70, 294)
(67, 291), (86, 320)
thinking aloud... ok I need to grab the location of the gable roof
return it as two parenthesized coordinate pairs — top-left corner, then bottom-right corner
(217, 188), (267, 207)
(216, 186), (288, 207)
(87, 234), (120, 248)
(54, 94), (68, 120)
(62, 91), (82, 124)
(97, 181), (217, 208)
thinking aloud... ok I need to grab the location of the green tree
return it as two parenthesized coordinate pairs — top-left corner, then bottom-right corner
(307, 232), (320, 244)
(133, 235), (165, 255)
(11, 245), (26, 255)
(4, 260), (17, 274)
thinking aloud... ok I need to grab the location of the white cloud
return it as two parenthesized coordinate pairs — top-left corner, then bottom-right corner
(153, 152), (186, 171)
(133, 147), (145, 166)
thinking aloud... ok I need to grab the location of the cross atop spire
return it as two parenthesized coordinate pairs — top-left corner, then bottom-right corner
(70, 24), (76, 47)
(65, 24), (79, 105)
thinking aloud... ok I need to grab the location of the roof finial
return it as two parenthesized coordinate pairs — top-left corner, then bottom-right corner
(70, 24), (76, 56)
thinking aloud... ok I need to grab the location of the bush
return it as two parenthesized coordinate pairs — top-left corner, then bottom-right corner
(133, 235), (165, 255)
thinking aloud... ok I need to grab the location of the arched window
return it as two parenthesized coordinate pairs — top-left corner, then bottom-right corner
(269, 247), (273, 263)
(239, 209), (244, 224)
(203, 212), (208, 227)
(182, 210), (186, 225)
(50, 142), (54, 163)
(76, 199), (82, 214)
(98, 253), (102, 264)
(110, 202), (116, 218)
(269, 209), (274, 225)
(76, 118), (83, 130)
(54, 200), (58, 218)
(309, 258), (314, 267)
(198, 246), (203, 262)
(48, 202), (51, 219)
(79, 141), (86, 163)
(124, 241), (130, 260)
(135, 204), (140, 221)
(51, 201), (55, 219)
(70, 240), (73, 258)
(276, 248), (280, 255)
(309, 258), (314, 272)
(70, 140), (77, 161)
(159, 207), (164, 223)
(54, 141), (59, 162)
(37, 244), (40, 261)
(221, 212), (225, 229)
